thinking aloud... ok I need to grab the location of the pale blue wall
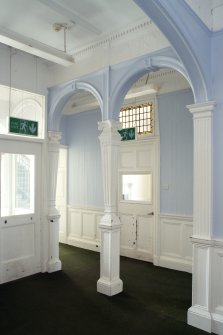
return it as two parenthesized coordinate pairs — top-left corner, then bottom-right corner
(158, 89), (194, 215)
(60, 90), (193, 215)
(60, 109), (104, 208)
(212, 30), (223, 238)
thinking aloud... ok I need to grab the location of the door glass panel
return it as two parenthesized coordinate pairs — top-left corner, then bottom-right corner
(1, 153), (35, 216)
(121, 174), (152, 202)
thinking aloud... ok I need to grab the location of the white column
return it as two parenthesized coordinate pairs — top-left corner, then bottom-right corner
(187, 102), (215, 333)
(97, 120), (123, 296)
(47, 131), (62, 273)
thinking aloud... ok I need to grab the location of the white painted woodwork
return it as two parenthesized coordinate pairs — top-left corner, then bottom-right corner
(47, 131), (62, 273)
(187, 102), (215, 333)
(66, 206), (193, 273)
(0, 139), (41, 283)
(156, 214), (193, 273)
(188, 102), (214, 239)
(67, 206), (103, 251)
(97, 120), (123, 296)
(56, 146), (68, 244)
(188, 238), (223, 334)
(118, 139), (158, 262)
(212, 245), (223, 335)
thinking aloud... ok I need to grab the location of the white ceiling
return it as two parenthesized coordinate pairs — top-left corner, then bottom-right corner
(1, 0), (223, 66)
(0, 0), (146, 58)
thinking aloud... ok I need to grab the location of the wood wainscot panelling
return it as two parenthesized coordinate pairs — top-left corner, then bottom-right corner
(157, 214), (193, 273)
(67, 206), (103, 252)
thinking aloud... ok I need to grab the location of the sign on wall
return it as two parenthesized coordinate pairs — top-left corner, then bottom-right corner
(118, 127), (135, 141)
(9, 117), (38, 136)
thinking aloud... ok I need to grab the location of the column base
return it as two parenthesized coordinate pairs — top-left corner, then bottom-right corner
(47, 259), (62, 273)
(97, 278), (123, 296)
(212, 312), (223, 335)
(188, 306), (212, 333)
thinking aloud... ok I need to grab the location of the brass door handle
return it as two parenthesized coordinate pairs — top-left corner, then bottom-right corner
(147, 212), (154, 216)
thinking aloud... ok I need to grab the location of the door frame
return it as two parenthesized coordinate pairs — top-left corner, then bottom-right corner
(0, 134), (48, 282)
(118, 136), (160, 263)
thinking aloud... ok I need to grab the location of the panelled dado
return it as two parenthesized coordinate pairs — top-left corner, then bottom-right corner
(157, 214), (193, 273)
(67, 206), (103, 252)
(63, 206), (193, 273)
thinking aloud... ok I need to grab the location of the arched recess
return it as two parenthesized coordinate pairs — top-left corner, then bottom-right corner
(48, 80), (103, 131)
(111, 54), (196, 120)
(133, 0), (211, 103)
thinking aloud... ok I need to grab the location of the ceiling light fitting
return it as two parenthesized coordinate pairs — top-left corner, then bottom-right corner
(52, 22), (73, 53)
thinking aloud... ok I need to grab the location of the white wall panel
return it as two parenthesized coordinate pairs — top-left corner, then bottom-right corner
(158, 214), (193, 272)
(67, 206), (103, 252)
(137, 215), (153, 254)
(212, 247), (223, 316)
(161, 220), (181, 257)
(137, 148), (153, 169)
(82, 213), (95, 239)
(2, 224), (35, 260)
(69, 211), (82, 237)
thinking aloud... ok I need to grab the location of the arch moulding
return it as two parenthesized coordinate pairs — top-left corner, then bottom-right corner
(48, 79), (103, 131)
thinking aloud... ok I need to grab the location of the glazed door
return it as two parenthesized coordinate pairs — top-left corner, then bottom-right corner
(0, 139), (41, 283)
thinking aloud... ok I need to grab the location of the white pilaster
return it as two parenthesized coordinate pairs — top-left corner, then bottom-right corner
(187, 102), (215, 333)
(97, 120), (123, 296)
(47, 131), (62, 273)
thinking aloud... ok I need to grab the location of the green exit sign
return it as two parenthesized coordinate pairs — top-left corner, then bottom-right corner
(118, 127), (135, 141)
(9, 117), (38, 136)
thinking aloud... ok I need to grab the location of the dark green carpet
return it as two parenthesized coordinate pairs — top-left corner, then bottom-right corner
(0, 244), (209, 335)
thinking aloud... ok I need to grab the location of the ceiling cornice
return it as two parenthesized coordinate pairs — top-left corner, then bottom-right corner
(71, 18), (153, 58)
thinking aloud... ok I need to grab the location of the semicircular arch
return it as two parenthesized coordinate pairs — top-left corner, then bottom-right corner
(48, 80), (103, 131)
(111, 54), (194, 120)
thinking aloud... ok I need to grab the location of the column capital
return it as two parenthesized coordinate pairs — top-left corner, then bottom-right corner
(187, 101), (216, 118)
(48, 131), (62, 145)
(98, 120), (122, 145)
(98, 120), (122, 132)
